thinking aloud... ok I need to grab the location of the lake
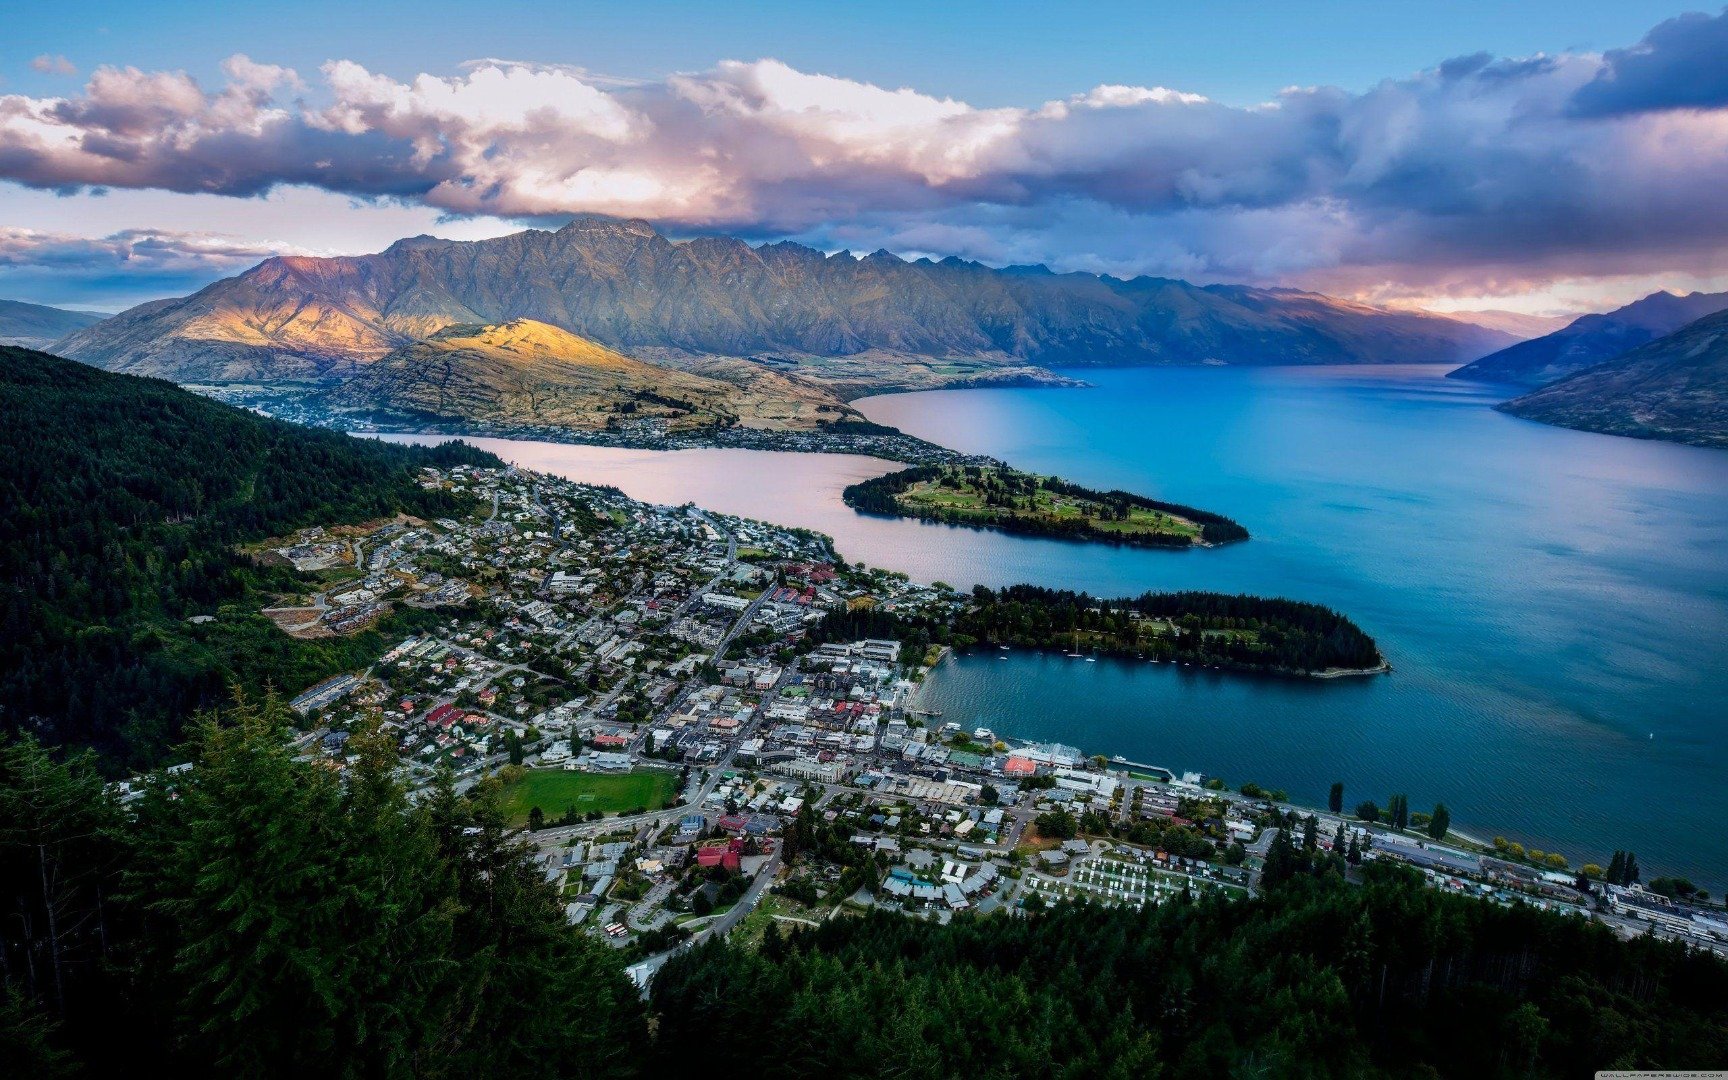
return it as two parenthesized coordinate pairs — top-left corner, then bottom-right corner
(381, 364), (1728, 886)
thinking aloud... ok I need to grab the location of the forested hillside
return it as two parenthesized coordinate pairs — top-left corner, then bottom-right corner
(652, 868), (1728, 1078)
(0, 696), (646, 1078)
(5, 701), (1724, 1078)
(0, 346), (498, 767)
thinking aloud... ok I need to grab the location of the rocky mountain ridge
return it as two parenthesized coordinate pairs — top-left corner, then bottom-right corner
(53, 216), (1514, 394)
(1451, 290), (1728, 387)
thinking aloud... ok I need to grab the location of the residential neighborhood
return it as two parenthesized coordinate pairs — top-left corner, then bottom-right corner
(245, 461), (1728, 989)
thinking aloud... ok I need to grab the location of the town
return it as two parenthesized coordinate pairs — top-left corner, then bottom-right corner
(243, 461), (1728, 990)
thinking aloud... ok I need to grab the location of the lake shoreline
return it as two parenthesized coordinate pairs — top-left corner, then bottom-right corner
(370, 360), (1728, 888)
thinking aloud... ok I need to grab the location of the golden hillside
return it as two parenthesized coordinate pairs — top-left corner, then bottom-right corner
(326, 319), (859, 432)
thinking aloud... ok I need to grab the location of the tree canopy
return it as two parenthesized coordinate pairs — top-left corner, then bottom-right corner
(652, 866), (1728, 1078)
(0, 692), (645, 1078)
(0, 346), (500, 767)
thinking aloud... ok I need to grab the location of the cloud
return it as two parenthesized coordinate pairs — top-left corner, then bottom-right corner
(0, 226), (294, 309)
(30, 55), (77, 77)
(1569, 9), (1728, 116)
(0, 17), (1726, 302)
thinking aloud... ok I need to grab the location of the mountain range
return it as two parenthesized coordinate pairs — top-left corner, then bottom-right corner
(1450, 290), (1728, 387)
(51, 215), (1513, 397)
(0, 298), (106, 350)
(1499, 308), (1728, 448)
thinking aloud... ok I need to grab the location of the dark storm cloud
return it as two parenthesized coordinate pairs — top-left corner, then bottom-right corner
(1569, 8), (1728, 116)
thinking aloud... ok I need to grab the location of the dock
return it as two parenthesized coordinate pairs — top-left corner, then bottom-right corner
(1109, 756), (1174, 781)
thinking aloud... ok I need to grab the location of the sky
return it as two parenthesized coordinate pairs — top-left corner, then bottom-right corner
(2, 0), (1727, 313)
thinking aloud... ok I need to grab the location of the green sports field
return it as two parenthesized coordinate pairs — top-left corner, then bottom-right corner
(498, 768), (677, 824)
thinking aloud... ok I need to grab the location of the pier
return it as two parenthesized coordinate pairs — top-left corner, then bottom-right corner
(1108, 755), (1174, 781)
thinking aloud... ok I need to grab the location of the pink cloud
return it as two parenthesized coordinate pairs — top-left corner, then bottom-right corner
(0, 14), (1726, 299)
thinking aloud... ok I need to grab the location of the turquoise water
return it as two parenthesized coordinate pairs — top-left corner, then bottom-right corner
(383, 365), (1728, 884)
(860, 365), (1728, 885)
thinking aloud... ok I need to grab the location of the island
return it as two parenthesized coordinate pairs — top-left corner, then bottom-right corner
(842, 464), (1249, 548)
(810, 583), (1387, 678)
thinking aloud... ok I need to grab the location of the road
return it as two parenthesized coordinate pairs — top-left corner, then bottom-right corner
(531, 483), (570, 543)
(625, 846), (783, 994)
(712, 584), (772, 664)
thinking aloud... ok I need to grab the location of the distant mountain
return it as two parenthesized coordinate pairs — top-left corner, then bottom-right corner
(0, 298), (105, 349)
(53, 216), (1511, 394)
(1499, 309), (1728, 448)
(1435, 309), (1573, 340)
(325, 318), (859, 431)
(1451, 290), (1728, 387)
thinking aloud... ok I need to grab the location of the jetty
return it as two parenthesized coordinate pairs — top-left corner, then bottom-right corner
(1108, 755), (1174, 781)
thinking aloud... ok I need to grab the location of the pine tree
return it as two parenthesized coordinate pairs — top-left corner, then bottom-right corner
(0, 989), (75, 1080)
(1388, 794), (1409, 831)
(128, 691), (361, 1072)
(122, 692), (646, 1078)
(1427, 803), (1450, 841)
(1328, 781), (1344, 815)
(1261, 829), (1303, 888)
(0, 734), (121, 1021)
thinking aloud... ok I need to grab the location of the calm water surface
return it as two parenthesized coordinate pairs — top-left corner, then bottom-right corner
(383, 365), (1728, 884)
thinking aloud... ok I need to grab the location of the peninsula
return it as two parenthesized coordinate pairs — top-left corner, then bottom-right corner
(843, 464), (1249, 548)
(814, 583), (1384, 678)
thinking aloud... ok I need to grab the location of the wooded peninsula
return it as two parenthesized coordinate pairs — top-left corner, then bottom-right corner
(810, 584), (1386, 677)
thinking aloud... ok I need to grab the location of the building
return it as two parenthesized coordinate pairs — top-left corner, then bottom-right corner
(1053, 767), (1118, 798)
(859, 639), (902, 663)
(772, 756), (848, 784)
(290, 674), (360, 716)
(575, 750), (632, 772)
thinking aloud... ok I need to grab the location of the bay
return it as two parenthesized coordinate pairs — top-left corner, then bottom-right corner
(379, 364), (1728, 885)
